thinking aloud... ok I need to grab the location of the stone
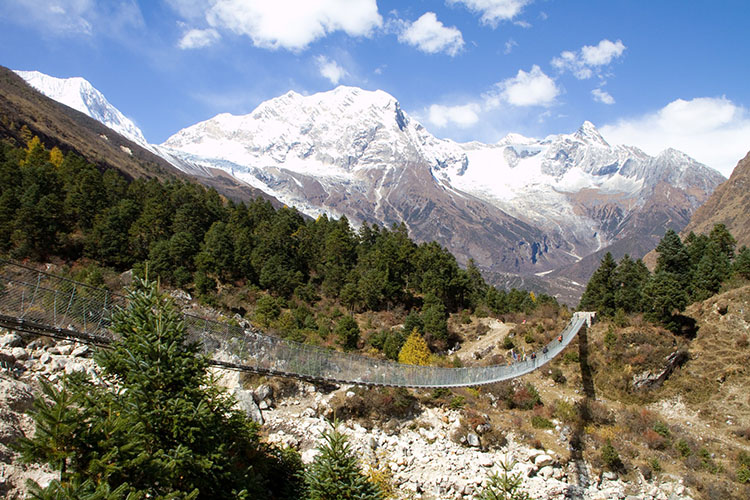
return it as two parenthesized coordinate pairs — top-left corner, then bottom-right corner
(0, 333), (23, 348)
(56, 344), (74, 356)
(65, 362), (86, 375)
(259, 400), (269, 410)
(602, 471), (617, 481)
(534, 454), (554, 467)
(40, 352), (51, 364)
(234, 388), (264, 424)
(11, 347), (28, 361)
(479, 456), (494, 467)
(538, 465), (554, 479)
(254, 384), (273, 403)
(71, 345), (89, 357)
(466, 432), (480, 447)
(346, 390), (356, 398)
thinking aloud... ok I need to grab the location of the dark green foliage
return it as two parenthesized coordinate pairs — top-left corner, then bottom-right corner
(369, 329), (405, 360)
(16, 278), (303, 499)
(474, 460), (531, 500)
(601, 440), (623, 471)
(530, 415), (553, 429)
(303, 424), (382, 500)
(735, 246), (750, 280)
(642, 270), (689, 328)
(334, 315), (361, 350)
(0, 138), (554, 354)
(579, 252), (617, 315)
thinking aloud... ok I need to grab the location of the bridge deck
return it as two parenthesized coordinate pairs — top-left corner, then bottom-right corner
(0, 260), (594, 388)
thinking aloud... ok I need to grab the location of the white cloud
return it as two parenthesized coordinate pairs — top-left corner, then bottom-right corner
(427, 103), (481, 128)
(552, 39), (626, 80)
(399, 12), (464, 56)
(205, 0), (382, 51)
(316, 55), (348, 84)
(591, 88), (615, 105)
(448, 0), (531, 27)
(1, 0), (142, 36)
(601, 96), (750, 176)
(489, 65), (560, 107)
(178, 28), (220, 49)
(504, 39), (518, 54)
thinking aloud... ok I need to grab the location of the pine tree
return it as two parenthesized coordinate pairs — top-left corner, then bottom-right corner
(303, 423), (382, 500)
(612, 255), (650, 313)
(334, 315), (361, 351)
(16, 278), (303, 499)
(579, 252), (617, 315)
(691, 241), (731, 301)
(734, 246), (750, 280)
(654, 230), (691, 286)
(398, 329), (431, 365)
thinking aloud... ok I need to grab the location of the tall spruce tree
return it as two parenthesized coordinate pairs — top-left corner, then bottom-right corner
(16, 278), (302, 499)
(578, 252), (617, 315)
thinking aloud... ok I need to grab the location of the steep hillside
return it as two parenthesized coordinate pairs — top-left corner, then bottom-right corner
(683, 151), (750, 248)
(0, 66), (278, 205)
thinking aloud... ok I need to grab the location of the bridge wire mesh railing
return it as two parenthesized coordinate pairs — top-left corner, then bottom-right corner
(0, 260), (593, 388)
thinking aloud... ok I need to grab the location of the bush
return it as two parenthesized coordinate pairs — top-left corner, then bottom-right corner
(676, 439), (692, 458)
(531, 415), (553, 429)
(549, 367), (566, 384)
(510, 383), (542, 410)
(601, 440), (623, 471)
(653, 420), (671, 439)
(502, 336), (515, 349)
(738, 464), (750, 484)
(450, 396), (466, 409)
(475, 459), (531, 500)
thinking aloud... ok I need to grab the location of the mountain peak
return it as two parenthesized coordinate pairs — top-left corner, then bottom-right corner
(573, 120), (608, 145)
(14, 69), (149, 147)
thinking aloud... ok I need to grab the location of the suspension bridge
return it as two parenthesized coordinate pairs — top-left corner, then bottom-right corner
(0, 260), (594, 388)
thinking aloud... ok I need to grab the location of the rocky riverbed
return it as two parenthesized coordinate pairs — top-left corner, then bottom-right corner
(1, 330), (694, 499)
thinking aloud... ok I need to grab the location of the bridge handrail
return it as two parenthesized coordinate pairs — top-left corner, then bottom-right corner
(0, 260), (595, 388)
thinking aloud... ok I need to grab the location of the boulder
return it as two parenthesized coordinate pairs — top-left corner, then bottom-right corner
(0, 333), (23, 348)
(466, 432), (480, 447)
(534, 454), (554, 467)
(71, 345), (89, 357)
(254, 384), (273, 403)
(234, 388), (264, 424)
(11, 347), (28, 361)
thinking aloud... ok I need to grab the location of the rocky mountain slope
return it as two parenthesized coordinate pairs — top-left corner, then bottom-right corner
(14, 69), (726, 300)
(1, 66), (279, 206)
(159, 87), (723, 287)
(682, 150), (750, 248)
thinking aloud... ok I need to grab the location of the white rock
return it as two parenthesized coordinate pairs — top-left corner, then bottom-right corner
(40, 352), (51, 364)
(466, 433), (480, 447)
(71, 345), (89, 357)
(65, 362), (86, 375)
(538, 465), (554, 479)
(11, 347), (28, 361)
(534, 454), (554, 467)
(0, 333), (23, 347)
(57, 344), (74, 356)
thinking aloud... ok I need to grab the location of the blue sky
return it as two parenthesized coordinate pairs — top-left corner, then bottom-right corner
(1, 0), (748, 176)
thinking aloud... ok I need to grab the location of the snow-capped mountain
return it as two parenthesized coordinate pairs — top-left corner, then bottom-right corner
(14, 70), (149, 148)
(16, 70), (726, 296)
(160, 86), (724, 279)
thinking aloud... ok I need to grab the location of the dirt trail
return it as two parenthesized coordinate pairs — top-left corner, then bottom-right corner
(453, 318), (515, 363)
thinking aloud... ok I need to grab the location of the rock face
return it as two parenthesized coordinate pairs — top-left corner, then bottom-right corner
(633, 350), (689, 390)
(683, 149), (750, 248)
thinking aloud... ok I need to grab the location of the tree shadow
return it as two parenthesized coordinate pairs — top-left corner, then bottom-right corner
(668, 314), (699, 339)
(566, 322), (596, 499)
